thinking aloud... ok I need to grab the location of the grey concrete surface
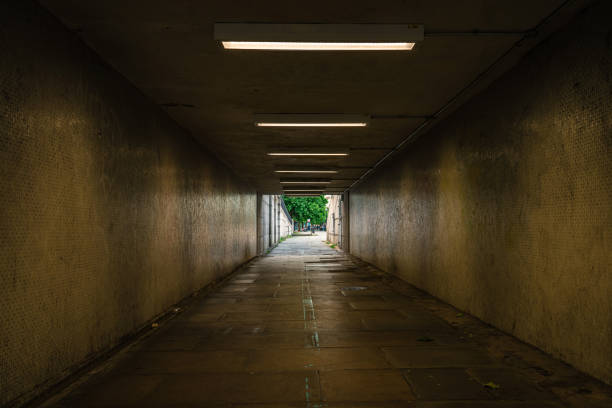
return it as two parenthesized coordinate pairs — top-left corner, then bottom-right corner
(37, 234), (611, 407)
(37, 0), (591, 192)
(349, 0), (612, 385)
(257, 194), (293, 255)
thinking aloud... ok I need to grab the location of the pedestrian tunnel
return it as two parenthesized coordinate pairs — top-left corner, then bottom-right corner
(1, 1), (611, 407)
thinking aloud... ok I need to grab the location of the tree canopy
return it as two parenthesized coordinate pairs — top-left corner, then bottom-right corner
(282, 195), (328, 225)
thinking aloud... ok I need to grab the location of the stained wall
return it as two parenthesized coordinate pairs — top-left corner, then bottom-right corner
(350, 1), (611, 384)
(0, 2), (256, 405)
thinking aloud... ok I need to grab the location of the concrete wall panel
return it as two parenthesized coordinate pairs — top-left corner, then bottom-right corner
(350, 1), (611, 384)
(327, 195), (342, 246)
(0, 2), (256, 405)
(279, 198), (293, 239)
(258, 195), (292, 254)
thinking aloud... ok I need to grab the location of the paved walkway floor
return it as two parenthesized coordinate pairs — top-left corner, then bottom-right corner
(44, 233), (610, 407)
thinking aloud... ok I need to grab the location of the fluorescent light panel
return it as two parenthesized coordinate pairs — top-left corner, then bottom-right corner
(267, 152), (348, 157)
(275, 170), (338, 174)
(215, 24), (424, 51)
(280, 181), (331, 184)
(283, 190), (325, 192)
(258, 122), (366, 127)
(222, 41), (414, 51)
(255, 114), (369, 128)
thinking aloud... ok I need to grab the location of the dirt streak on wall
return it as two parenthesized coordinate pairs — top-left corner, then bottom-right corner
(0, 2), (256, 405)
(349, 1), (611, 384)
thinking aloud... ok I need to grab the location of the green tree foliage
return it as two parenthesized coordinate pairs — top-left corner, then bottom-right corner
(282, 195), (328, 225)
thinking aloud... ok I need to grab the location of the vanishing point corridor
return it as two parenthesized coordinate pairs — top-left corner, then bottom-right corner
(2, 1), (611, 407)
(42, 234), (592, 406)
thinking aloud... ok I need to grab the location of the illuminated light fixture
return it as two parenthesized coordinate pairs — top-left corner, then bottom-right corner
(285, 194), (322, 197)
(267, 152), (348, 156)
(222, 41), (414, 51)
(267, 148), (349, 157)
(256, 114), (367, 127)
(275, 170), (338, 174)
(283, 190), (325, 192)
(280, 181), (331, 184)
(214, 24), (424, 51)
(258, 122), (365, 127)
(255, 114), (368, 128)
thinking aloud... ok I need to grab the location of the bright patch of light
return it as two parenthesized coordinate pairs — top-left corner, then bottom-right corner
(222, 41), (415, 51)
(280, 181), (331, 184)
(268, 153), (348, 156)
(275, 170), (338, 174)
(257, 122), (367, 127)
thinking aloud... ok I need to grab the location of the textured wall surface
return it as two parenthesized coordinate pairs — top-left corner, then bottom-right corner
(326, 195), (342, 245)
(326, 194), (350, 250)
(0, 2), (256, 405)
(257, 195), (292, 254)
(350, 1), (611, 384)
(279, 198), (293, 239)
(258, 194), (272, 253)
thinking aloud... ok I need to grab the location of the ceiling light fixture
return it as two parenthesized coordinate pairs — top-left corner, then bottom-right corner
(280, 181), (331, 184)
(275, 170), (338, 174)
(258, 122), (366, 127)
(222, 41), (415, 51)
(283, 190), (325, 192)
(215, 24), (424, 51)
(255, 114), (369, 128)
(267, 152), (348, 157)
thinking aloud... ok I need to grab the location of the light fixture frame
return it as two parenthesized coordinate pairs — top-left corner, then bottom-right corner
(268, 152), (349, 157)
(279, 180), (332, 184)
(267, 147), (349, 157)
(282, 189), (325, 192)
(214, 23), (424, 51)
(275, 169), (338, 174)
(255, 114), (369, 128)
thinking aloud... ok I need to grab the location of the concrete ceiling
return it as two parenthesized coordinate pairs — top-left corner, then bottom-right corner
(39, 0), (580, 193)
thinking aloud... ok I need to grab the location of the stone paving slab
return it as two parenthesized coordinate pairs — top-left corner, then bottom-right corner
(404, 368), (493, 400)
(246, 348), (391, 372)
(42, 233), (608, 407)
(467, 368), (558, 400)
(55, 375), (165, 407)
(320, 369), (415, 402)
(318, 331), (465, 347)
(383, 346), (496, 368)
(114, 350), (250, 374)
(145, 371), (321, 404)
(412, 403), (565, 408)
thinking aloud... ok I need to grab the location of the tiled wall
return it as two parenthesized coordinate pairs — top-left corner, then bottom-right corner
(0, 2), (257, 405)
(350, 1), (611, 384)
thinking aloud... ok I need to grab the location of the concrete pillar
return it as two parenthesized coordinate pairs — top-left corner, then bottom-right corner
(273, 196), (277, 244)
(342, 192), (350, 252)
(256, 192), (262, 255)
(276, 196), (281, 242)
(268, 196), (271, 249)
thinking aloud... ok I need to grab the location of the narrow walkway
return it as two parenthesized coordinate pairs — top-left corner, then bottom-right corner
(49, 233), (572, 407)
